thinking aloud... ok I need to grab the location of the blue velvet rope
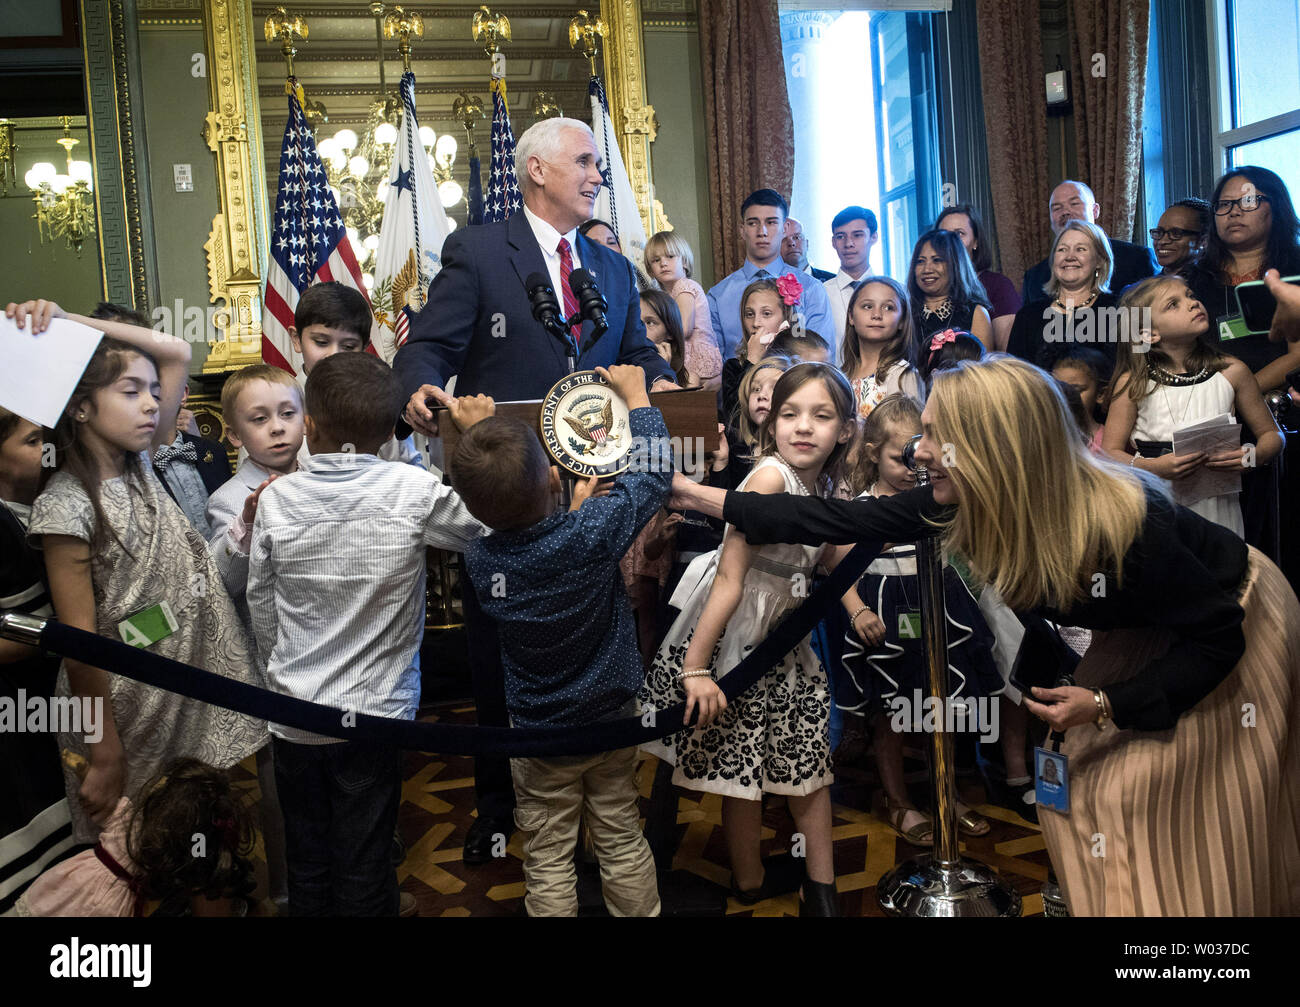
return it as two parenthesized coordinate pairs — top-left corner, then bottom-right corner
(36, 540), (882, 758)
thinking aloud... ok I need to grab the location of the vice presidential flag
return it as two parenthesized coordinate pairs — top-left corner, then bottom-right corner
(263, 83), (370, 378)
(589, 74), (648, 264)
(371, 70), (451, 363)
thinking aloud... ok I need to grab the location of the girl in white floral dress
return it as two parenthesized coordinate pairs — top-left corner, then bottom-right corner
(640, 362), (857, 915)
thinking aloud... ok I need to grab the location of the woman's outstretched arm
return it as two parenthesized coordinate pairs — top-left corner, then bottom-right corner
(668, 475), (947, 546)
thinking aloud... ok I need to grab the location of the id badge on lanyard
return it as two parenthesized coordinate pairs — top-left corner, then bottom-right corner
(1034, 732), (1070, 815)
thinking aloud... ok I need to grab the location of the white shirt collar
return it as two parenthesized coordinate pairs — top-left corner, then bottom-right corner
(523, 203), (579, 260)
(834, 268), (867, 291)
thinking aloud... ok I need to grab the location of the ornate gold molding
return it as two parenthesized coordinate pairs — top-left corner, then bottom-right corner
(201, 0), (266, 372)
(82, 0), (154, 309)
(599, 0), (657, 237)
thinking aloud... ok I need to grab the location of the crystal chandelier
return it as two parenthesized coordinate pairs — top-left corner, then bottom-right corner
(311, 2), (460, 284)
(24, 117), (96, 256)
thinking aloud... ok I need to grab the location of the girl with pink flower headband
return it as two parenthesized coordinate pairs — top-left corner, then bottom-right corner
(719, 276), (806, 424)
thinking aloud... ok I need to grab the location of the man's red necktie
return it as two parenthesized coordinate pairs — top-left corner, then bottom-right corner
(557, 237), (582, 350)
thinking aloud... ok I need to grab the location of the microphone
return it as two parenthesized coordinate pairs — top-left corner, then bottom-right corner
(525, 272), (571, 348)
(567, 268), (609, 345)
(902, 433), (930, 486)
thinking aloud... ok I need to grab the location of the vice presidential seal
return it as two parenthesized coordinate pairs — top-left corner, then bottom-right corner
(539, 370), (632, 478)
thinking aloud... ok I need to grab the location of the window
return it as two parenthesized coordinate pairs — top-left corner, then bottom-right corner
(1210, 0), (1300, 198)
(781, 6), (943, 281)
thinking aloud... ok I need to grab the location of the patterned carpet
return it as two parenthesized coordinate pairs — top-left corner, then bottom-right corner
(233, 700), (1051, 917)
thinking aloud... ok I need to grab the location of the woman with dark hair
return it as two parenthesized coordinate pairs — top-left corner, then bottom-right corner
(936, 204), (1021, 351)
(579, 217), (621, 252)
(639, 288), (691, 385)
(907, 229), (993, 349)
(1185, 166), (1300, 389)
(1151, 197), (1211, 278)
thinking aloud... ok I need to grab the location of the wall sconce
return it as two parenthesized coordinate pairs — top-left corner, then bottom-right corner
(24, 117), (96, 256)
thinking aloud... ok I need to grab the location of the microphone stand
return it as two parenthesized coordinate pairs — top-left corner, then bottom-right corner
(876, 436), (1021, 917)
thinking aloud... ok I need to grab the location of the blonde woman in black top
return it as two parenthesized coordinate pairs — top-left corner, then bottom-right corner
(672, 355), (1300, 916)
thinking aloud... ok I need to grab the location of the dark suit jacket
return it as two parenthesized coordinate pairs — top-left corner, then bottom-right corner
(1022, 237), (1158, 301)
(152, 432), (231, 504)
(394, 212), (673, 405)
(810, 265), (835, 282)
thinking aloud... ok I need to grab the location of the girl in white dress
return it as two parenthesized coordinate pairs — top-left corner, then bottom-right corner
(640, 362), (857, 915)
(1104, 277), (1283, 538)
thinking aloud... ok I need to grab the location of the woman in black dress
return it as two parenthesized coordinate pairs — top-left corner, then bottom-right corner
(1007, 220), (1120, 371)
(935, 204), (1022, 352)
(906, 229), (993, 349)
(670, 355), (1300, 916)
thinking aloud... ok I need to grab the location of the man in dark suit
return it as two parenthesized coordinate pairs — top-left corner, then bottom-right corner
(394, 116), (676, 864)
(782, 217), (835, 282)
(1022, 180), (1158, 299)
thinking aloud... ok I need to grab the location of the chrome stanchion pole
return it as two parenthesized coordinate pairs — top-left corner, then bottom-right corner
(876, 438), (1021, 917)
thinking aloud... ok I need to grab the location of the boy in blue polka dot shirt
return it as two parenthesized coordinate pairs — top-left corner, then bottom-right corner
(450, 364), (671, 917)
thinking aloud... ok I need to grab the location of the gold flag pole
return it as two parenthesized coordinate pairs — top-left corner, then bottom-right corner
(875, 439), (1022, 917)
(568, 10), (606, 78)
(384, 6), (424, 74)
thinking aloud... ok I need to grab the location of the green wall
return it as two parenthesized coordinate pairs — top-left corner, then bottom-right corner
(136, 25), (219, 371)
(644, 17), (715, 288)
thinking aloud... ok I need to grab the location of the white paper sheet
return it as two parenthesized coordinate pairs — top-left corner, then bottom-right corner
(0, 315), (105, 428)
(1171, 412), (1242, 506)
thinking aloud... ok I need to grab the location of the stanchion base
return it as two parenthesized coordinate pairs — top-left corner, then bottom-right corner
(877, 854), (1022, 917)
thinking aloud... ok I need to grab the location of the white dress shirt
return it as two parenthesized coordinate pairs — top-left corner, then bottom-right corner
(824, 268), (870, 353)
(247, 452), (484, 743)
(206, 458), (271, 613)
(523, 203), (581, 304)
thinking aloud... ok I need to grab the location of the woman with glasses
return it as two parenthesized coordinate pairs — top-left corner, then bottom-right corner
(1186, 167), (1300, 584)
(1185, 166), (1300, 389)
(1149, 198), (1210, 278)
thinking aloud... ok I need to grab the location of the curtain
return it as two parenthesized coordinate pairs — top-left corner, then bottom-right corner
(1070, 0), (1151, 242)
(698, 0), (795, 280)
(974, 0), (1051, 289)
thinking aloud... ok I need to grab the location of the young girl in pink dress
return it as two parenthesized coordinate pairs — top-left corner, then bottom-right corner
(14, 757), (255, 917)
(646, 230), (723, 390)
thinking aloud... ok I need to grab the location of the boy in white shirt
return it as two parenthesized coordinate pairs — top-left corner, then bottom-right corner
(207, 364), (305, 613)
(247, 352), (485, 915)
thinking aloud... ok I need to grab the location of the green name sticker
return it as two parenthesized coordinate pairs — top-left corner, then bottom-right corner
(898, 611), (922, 640)
(1218, 313), (1250, 342)
(117, 601), (178, 649)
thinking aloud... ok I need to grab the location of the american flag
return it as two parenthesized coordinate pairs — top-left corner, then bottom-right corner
(263, 84), (371, 377)
(484, 76), (521, 223)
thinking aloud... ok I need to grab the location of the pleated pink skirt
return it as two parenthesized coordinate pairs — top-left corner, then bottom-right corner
(1039, 547), (1300, 916)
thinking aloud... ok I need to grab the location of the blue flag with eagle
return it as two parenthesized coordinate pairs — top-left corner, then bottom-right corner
(371, 70), (451, 363)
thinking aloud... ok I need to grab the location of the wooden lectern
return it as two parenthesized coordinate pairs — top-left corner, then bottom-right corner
(434, 387), (720, 467)
(424, 387), (720, 631)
